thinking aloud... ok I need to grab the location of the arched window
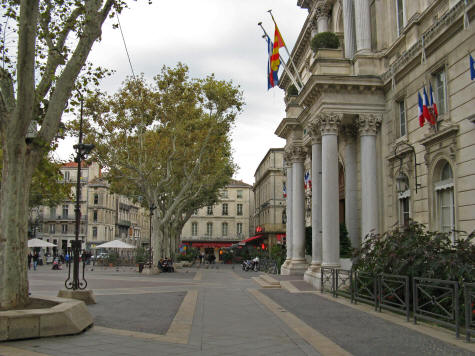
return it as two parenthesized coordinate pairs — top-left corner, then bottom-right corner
(434, 161), (455, 239)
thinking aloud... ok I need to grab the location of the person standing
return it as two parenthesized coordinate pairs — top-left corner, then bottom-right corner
(32, 251), (39, 271)
(27, 252), (32, 270)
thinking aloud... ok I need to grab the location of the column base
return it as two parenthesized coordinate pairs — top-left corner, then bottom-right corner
(281, 259), (307, 276)
(322, 263), (341, 269)
(304, 267), (322, 290)
(281, 259), (291, 269)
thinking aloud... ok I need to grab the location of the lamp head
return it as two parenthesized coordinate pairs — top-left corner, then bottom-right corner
(395, 172), (409, 194)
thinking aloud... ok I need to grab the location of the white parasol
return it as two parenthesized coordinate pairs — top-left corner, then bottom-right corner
(92, 239), (136, 249)
(28, 238), (57, 248)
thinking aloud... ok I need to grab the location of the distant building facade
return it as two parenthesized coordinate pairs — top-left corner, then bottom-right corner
(276, 0), (475, 286)
(181, 179), (253, 260)
(33, 162), (149, 255)
(251, 148), (287, 250)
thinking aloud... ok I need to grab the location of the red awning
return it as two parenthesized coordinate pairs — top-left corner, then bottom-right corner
(276, 234), (286, 241)
(190, 242), (233, 248)
(238, 234), (264, 245)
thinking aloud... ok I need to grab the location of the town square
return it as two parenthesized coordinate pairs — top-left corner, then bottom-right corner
(0, 0), (474, 355)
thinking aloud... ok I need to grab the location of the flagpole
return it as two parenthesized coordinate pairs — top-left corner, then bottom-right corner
(258, 23), (302, 91)
(267, 9), (304, 88)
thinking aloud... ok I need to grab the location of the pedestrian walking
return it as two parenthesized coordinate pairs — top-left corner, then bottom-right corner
(32, 252), (39, 271)
(199, 253), (203, 264)
(27, 252), (32, 270)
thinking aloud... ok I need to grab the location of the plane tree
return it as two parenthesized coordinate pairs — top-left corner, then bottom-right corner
(0, 0), (127, 309)
(77, 64), (243, 261)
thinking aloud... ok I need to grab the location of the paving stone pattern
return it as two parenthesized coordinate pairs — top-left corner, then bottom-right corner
(262, 288), (473, 356)
(89, 292), (186, 334)
(2, 266), (473, 356)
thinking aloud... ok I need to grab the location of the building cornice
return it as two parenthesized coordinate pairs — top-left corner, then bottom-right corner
(275, 118), (300, 139)
(419, 124), (459, 147)
(296, 74), (384, 108)
(381, 0), (473, 83)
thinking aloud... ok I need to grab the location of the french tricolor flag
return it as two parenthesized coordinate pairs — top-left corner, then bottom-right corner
(304, 171), (311, 190)
(418, 91), (424, 127)
(283, 182), (287, 198)
(429, 82), (438, 123)
(423, 87), (431, 123)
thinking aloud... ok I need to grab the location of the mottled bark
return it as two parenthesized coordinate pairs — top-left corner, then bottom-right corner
(0, 140), (35, 308)
(0, 0), (117, 308)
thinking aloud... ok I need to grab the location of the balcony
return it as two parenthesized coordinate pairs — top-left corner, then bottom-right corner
(183, 235), (240, 241)
(117, 220), (131, 227)
(43, 215), (87, 222)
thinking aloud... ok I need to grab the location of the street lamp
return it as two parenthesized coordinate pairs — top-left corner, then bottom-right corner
(149, 204), (156, 269)
(394, 142), (421, 194)
(65, 95), (94, 291)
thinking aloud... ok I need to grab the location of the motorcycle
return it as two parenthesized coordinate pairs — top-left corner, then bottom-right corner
(242, 259), (259, 272)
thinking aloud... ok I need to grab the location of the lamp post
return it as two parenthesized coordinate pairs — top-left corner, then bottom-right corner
(394, 142), (421, 193)
(149, 204), (156, 269)
(65, 96), (94, 290)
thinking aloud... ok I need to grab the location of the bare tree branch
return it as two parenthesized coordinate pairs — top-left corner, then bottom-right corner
(14, 0), (39, 135)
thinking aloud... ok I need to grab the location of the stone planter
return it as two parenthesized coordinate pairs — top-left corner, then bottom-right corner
(0, 296), (93, 341)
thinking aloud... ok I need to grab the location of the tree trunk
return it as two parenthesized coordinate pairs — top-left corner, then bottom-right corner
(0, 141), (35, 309)
(152, 215), (162, 265)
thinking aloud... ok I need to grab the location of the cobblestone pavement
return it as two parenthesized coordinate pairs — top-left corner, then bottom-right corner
(1, 264), (473, 356)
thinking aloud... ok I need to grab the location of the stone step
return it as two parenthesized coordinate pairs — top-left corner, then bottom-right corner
(251, 276), (281, 289)
(260, 274), (281, 286)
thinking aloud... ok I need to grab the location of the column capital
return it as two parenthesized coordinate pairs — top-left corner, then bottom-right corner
(287, 144), (307, 163)
(314, 0), (332, 19)
(306, 119), (321, 144)
(317, 112), (342, 135)
(283, 150), (293, 167)
(358, 113), (382, 136)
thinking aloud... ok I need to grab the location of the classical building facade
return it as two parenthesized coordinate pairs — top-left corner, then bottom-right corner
(34, 162), (149, 254)
(251, 148), (286, 249)
(278, 0), (475, 286)
(181, 179), (253, 260)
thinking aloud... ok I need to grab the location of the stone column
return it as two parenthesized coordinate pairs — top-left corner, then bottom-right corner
(354, 0), (371, 53)
(358, 114), (382, 240)
(308, 120), (322, 270)
(283, 153), (293, 268)
(320, 113), (342, 267)
(315, 0), (331, 33)
(342, 125), (359, 249)
(288, 144), (307, 274)
(343, 0), (356, 58)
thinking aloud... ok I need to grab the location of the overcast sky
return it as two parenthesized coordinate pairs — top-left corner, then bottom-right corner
(54, 0), (308, 185)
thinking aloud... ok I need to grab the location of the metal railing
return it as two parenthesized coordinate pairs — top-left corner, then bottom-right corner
(379, 274), (410, 321)
(335, 268), (352, 299)
(464, 283), (475, 342)
(413, 277), (460, 338)
(354, 271), (378, 310)
(320, 267), (334, 294)
(318, 268), (474, 342)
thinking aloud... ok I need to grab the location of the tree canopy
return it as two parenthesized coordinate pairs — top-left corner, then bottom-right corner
(76, 63), (244, 259)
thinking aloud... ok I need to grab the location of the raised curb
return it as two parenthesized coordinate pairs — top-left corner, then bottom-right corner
(142, 267), (161, 275)
(260, 274), (281, 286)
(57, 289), (96, 305)
(251, 276), (281, 289)
(0, 295), (93, 341)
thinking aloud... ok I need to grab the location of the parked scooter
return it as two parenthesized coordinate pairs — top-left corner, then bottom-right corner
(242, 257), (259, 272)
(242, 259), (252, 271)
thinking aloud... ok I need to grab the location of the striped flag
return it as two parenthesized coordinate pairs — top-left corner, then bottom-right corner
(418, 91), (424, 127)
